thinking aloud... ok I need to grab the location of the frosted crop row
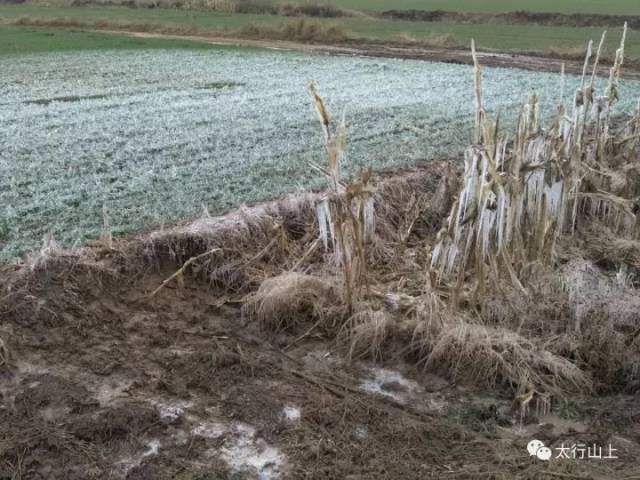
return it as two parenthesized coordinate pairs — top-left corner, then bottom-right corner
(2, 47), (640, 258)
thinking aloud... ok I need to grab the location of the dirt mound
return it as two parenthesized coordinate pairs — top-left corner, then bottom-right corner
(0, 162), (639, 478)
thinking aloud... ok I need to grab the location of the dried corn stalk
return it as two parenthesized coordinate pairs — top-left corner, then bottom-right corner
(309, 82), (375, 312)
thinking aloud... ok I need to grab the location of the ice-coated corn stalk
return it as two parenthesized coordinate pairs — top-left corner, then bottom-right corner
(309, 82), (375, 312)
(431, 26), (638, 305)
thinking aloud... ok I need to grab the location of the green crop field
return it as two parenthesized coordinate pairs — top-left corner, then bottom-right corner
(1, 5), (639, 58)
(0, 25), (223, 55)
(342, 19), (639, 57)
(290, 0), (640, 15)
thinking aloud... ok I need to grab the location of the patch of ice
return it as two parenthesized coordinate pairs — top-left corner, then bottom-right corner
(195, 421), (284, 478)
(359, 367), (420, 403)
(354, 424), (368, 439)
(148, 398), (192, 424)
(155, 401), (191, 423)
(282, 406), (301, 422)
(160, 405), (184, 422)
(192, 421), (228, 439)
(15, 360), (49, 375)
(114, 439), (161, 477)
(94, 378), (132, 407)
(143, 439), (160, 457)
(221, 424), (283, 479)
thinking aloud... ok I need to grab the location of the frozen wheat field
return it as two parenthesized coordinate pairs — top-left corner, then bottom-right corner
(2, 46), (640, 258)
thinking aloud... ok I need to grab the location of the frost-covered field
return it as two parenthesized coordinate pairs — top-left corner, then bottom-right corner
(2, 47), (640, 258)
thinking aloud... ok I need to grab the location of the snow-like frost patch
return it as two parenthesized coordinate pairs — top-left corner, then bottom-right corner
(151, 399), (192, 423)
(94, 378), (132, 407)
(192, 421), (227, 438)
(354, 424), (368, 439)
(143, 439), (161, 457)
(114, 439), (161, 476)
(282, 406), (301, 422)
(359, 367), (420, 403)
(193, 421), (284, 478)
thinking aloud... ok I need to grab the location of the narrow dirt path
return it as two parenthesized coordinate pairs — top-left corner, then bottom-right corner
(104, 29), (640, 80)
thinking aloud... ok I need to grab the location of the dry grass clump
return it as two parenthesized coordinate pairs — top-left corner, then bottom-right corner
(582, 222), (640, 273)
(574, 314), (629, 388)
(479, 279), (569, 335)
(546, 46), (591, 61)
(421, 319), (591, 395)
(69, 0), (349, 16)
(232, 0), (279, 14)
(0, 337), (9, 370)
(240, 18), (349, 42)
(388, 32), (460, 49)
(340, 308), (392, 361)
(560, 258), (640, 330)
(242, 272), (343, 332)
(7, 15), (351, 44)
(279, 2), (346, 18)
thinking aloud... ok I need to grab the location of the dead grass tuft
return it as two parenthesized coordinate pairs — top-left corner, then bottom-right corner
(242, 272), (343, 332)
(340, 308), (392, 361)
(422, 319), (591, 396)
(389, 32), (461, 49)
(240, 18), (350, 42)
(0, 337), (9, 370)
(583, 222), (640, 272)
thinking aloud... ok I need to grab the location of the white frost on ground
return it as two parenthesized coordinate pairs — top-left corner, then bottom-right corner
(192, 421), (228, 439)
(192, 421), (284, 478)
(114, 439), (161, 477)
(359, 367), (421, 403)
(282, 406), (301, 422)
(143, 439), (161, 457)
(354, 424), (369, 439)
(152, 399), (193, 423)
(94, 378), (133, 407)
(5, 49), (640, 258)
(159, 404), (184, 423)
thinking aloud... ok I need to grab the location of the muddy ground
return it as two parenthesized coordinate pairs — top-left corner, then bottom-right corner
(0, 261), (638, 480)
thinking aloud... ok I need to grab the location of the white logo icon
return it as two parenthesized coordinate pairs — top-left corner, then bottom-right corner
(528, 440), (551, 461)
(536, 446), (553, 461)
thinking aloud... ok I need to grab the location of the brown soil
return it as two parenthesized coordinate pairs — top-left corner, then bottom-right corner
(106, 30), (640, 80)
(1, 163), (639, 479)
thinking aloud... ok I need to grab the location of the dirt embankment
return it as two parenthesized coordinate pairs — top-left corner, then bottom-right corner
(381, 9), (640, 30)
(1, 162), (639, 479)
